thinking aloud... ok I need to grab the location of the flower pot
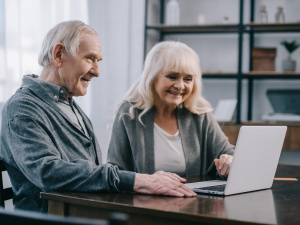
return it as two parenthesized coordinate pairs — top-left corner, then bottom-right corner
(282, 56), (296, 72)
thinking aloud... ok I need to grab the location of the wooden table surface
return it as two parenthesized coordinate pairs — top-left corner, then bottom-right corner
(41, 165), (300, 225)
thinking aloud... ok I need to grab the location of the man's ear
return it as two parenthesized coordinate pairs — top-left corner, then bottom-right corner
(53, 43), (64, 67)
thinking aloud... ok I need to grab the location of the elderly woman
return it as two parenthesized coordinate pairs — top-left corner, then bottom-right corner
(107, 41), (234, 178)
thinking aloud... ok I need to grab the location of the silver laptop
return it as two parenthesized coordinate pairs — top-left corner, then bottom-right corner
(185, 126), (287, 196)
(224, 189), (277, 224)
(196, 189), (277, 224)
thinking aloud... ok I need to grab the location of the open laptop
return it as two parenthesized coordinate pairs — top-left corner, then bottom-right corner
(224, 189), (277, 224)
(185, 126), (287, 196)
(262, 89), (300, 121)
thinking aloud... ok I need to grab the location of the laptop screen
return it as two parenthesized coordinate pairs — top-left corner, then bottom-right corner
(267, 89), (300, 114)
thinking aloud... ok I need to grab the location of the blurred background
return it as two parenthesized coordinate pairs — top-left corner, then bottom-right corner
(1, 0), (300, 161)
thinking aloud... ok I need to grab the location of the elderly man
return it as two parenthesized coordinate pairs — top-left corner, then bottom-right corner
(0, 20), (195, 212)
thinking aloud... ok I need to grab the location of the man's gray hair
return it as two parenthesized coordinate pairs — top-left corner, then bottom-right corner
(38, 20), (97, 67)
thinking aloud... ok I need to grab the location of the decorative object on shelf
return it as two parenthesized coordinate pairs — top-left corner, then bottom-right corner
(252, 48), (276, 71)
(214, 99), (237, 122)
(259, 5), (268, 23)
(281, 40), (300, 72)
(222, 16), (229, 24)
(165, 0), (180, 25)
(275, 6), (285, 23)
(197, 14), (206, 25)
(262, 89), (300, 122)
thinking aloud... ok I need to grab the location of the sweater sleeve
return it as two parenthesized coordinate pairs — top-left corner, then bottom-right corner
(106, 102), (136, 172)
(204, 112), (235, 159)
(2, 105), (135, 193)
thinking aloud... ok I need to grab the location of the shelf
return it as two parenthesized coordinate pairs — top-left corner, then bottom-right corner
(244, 72), (300, 79)
(202, 72), (300, 79)
(220, 121), (300, 126)
(146, 23), (300, 34)
(246, 22), (300, 32)
(146, 24), (239, 34)
(202, 73), (237, 79)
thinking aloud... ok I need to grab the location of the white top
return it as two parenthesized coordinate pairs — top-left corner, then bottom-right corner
(154, 123), (186, 176)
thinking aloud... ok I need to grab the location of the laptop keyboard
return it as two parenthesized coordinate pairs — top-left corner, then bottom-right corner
(195, 184), (226, 192)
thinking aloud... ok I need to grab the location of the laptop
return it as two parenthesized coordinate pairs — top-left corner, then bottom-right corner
(197, 189), (277, 224)
(185, 126), (287, 196)
(262, 89), (300, 121)
(224, 189), (277, 224)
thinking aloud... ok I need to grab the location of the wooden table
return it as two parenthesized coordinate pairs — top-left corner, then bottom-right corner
(41, 165), (300, 225)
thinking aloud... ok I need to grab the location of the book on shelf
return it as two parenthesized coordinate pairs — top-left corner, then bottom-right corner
(213, 99), (237, 122)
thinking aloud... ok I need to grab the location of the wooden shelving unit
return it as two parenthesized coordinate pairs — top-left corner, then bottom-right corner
(246, 22), (300, 32)
(146, 24), (239, 33)
(144, 0), (300, 124)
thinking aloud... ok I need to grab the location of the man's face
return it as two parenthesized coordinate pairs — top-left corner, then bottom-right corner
(59, 33), (102, 98)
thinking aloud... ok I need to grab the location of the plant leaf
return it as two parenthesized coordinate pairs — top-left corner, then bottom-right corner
(281, 40), (300, 54)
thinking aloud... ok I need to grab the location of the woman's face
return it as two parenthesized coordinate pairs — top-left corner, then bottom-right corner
(154, 71), (194, 109)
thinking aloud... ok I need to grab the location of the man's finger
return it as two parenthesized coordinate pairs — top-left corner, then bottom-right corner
(167, 182), (197, 197)
(164, 172), (186, 183)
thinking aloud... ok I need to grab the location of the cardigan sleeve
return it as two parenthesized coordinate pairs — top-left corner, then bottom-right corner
(107, 102), (136, 172)
(203, 112), (235, 168)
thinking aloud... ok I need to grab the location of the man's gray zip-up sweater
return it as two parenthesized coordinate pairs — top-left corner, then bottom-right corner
(0, 75), (135, 212)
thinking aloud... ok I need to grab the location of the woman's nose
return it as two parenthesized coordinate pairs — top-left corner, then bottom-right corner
(174, 79), (184, 89)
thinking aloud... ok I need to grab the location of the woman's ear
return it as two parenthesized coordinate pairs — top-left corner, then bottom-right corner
(52, 43), (64, 67)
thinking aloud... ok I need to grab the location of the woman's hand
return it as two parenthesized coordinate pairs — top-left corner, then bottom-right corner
(214, 154), (233, 177)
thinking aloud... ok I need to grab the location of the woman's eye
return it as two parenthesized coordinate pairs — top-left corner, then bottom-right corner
(167, 75), (176, 80)
(184, 77), (193, 82)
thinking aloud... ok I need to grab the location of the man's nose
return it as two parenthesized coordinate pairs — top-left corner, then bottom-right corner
(91, 61), (100, 77)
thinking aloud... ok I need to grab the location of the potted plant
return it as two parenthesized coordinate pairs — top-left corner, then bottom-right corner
(281, 40), (300, 72)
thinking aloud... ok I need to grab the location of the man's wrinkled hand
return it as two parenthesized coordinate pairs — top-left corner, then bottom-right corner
(134, 171), (196, 197)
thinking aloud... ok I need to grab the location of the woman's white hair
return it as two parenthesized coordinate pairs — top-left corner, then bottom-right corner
(38, 20), (97, 67)
(122, 40), (212, 124)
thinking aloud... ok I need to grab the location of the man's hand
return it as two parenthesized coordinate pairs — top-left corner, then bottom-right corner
(133, 171), (196, 197)
(214, 154), (233, 177)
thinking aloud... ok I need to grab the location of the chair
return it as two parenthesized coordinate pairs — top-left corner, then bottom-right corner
(0, 158), (128, 224)
(0, 157), (14, 207)
(0, 207), (128, 225)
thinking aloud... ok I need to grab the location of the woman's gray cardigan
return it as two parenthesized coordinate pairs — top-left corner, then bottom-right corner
(107, 101), (235, 177)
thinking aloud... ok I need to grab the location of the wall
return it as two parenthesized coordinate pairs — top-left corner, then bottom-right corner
(88, 0), (145, 161)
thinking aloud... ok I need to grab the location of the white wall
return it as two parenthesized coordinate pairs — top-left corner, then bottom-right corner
(87, 0), (145, 161)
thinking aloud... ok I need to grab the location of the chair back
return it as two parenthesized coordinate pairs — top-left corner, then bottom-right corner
(0, 207), (129, 225)
(0, 159), (128, 224)
(0, 158), (14, 207)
